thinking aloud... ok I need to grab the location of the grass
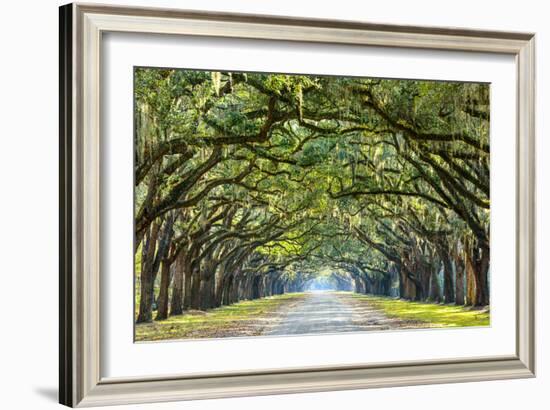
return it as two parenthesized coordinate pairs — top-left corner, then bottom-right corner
(348, 293), (490, 328)
(135, 293), (306, 342)
(136, 292), (489, 342)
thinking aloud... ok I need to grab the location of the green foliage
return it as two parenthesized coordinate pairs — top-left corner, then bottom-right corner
(135, 293), (307, 341)
(134, 66), (490, 309)
(349, 294), (490, 327)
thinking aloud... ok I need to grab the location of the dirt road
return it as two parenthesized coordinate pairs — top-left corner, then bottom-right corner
(265, 291), (410, 336)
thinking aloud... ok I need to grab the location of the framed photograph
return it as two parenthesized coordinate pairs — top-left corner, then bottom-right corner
(59, 3), (535, 407)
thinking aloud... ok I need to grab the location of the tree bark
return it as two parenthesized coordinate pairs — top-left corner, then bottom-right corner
(199, 276), (215, 310)
(354, 276), (365, 293)
(251, 275), (261, 299)
(399, 267), (417, 300)
(221, 275), (233, 305)
(183, 266), (193, 310)
(455, 252), (466, 305)
(465, 239), (489, 306)
(465, 253), (477, 306)
(472, 244), (490, 306)
(170, 251), (186, 316)
(429, 266), (442, 303)
(155, 260), (172, 320)
(190, 267), (201, 309)
(436, 241), (455, 304)
(442, 255), (455, 303)
(136, 221), (160, 323)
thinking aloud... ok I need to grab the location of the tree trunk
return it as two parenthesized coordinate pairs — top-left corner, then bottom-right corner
(136, 221), (160, 324)
(399, 267), (417, 300)
(221, 275), (233, 305)
(190, 267), (201, 309)
(363, 276), (372, 294)
(419, 263), (431, 301)
(437, 242), (455, 304)
(428, 265), (442, 302)
(354, 276), (365, 293)
(455, 253), (466, 305)
(251, 275), (261, 299)
(465, 239), (489, 306)
(213, 265), (227, 308)
(465, 253), (477, 306)
(397, 265), (405, 298)
(229, 274), (241, 304)
(473, 244), (490, 306)
(442, 255), (455, 303)
(183, 269), (193, 310)
(155, 260), (172, 320)
(170, 252), (185, 316)
(199, 275), (215, 310)
(382, 274), (392, 296)
(271, 278), (280, 295)
(136, 222), (160, 323)
(264, 275), (274, 297)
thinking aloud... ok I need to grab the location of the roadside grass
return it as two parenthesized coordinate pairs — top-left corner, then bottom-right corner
(348, 293), (490, 328)
(135, 292), (306, 341)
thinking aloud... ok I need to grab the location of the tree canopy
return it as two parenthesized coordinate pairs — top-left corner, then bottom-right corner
(134, 67), (490, 323)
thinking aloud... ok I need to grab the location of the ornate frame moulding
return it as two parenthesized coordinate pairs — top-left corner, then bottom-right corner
(59, 3), (535, 407)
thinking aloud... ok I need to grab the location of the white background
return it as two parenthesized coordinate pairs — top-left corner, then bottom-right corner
(102, 32), (516, 378)
(0, 0), (547, 409)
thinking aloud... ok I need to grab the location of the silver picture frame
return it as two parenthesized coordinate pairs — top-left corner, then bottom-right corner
(59, 3), (536, 407)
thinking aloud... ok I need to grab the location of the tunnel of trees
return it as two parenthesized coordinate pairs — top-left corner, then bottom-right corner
(134, 68), (490, 323)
